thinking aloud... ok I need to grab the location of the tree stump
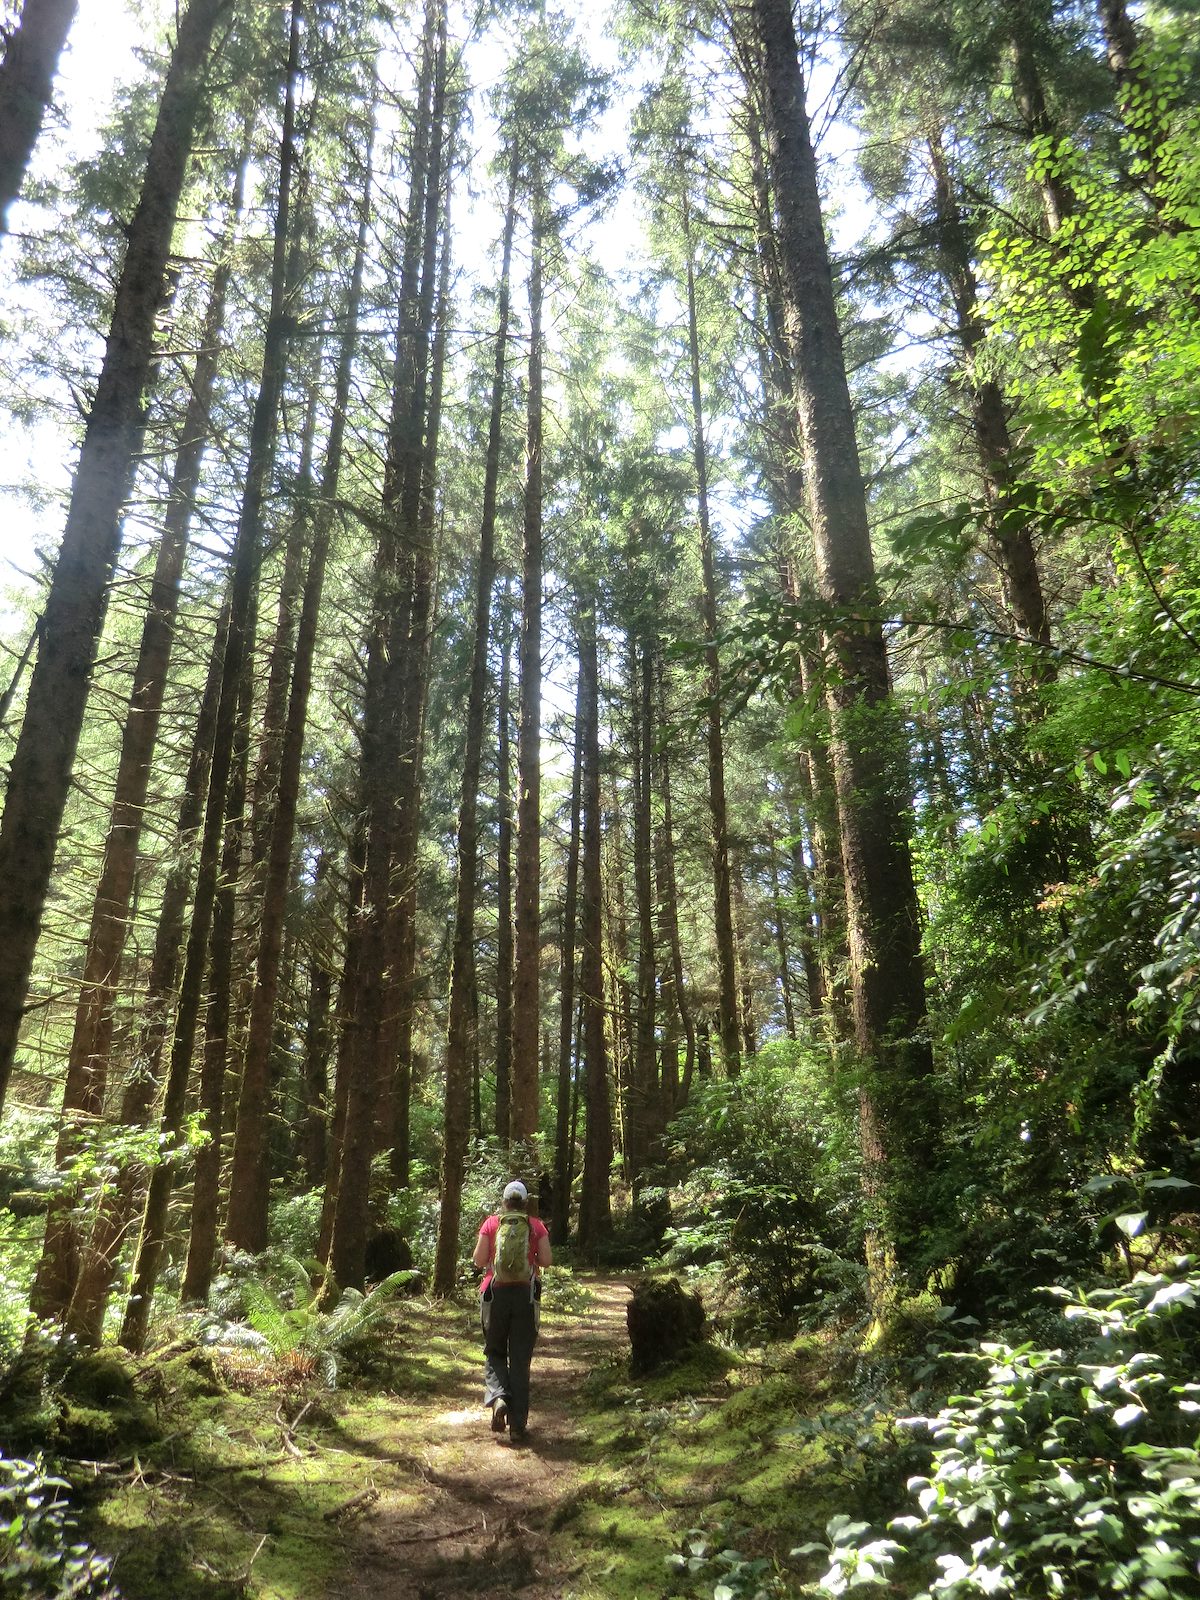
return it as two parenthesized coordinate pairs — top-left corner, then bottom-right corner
(626, 1275), (706, 1375)
(364, 1229), (414, 1283)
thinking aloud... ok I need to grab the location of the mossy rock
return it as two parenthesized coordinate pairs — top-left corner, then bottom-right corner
(61, 1350), (137, 1406)
(57, 1400), (122, 1457)
(144, 1344), (227, 1400)
(50, 1350), (158, 1457)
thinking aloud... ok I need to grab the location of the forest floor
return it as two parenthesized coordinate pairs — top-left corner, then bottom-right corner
(329, 1275), (634, 1600)
(72, 1271), (886, 1600)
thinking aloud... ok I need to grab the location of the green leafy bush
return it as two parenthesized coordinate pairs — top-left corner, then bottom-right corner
(0, 1453), (118, 1598)
(660, 1046), (864, 1331)
(667, 1521), (788, 1600)
(802, 1260), (1200, 1598)
(267, 1188), (324, 1260)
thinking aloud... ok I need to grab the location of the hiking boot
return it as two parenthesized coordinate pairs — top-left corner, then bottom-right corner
(509, 1424), (528, 1445)
(491, 1399), (507, 1434)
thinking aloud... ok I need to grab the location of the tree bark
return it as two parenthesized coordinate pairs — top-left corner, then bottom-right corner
(926, 127), (1051, 652)
(121, 0), (302, 1335)
(576, 595), (612, 1249)
(629, 638), (658, 1182)
(119, 600), (229, 1351)
(299, 853), (334, 1189)
(181, 636), (254, 1304)
(1009, 8), (1076, 236)
(1096, 0), (1174, 216)
(746, 0), (937, 1290)
(433, 137), (519, 1294)
(655, 660), (695, 1112)
(766, 819), (798, 1039)
(0, 0), (229, 1113)
(551, 653), (584, 1247)
(67, 597), (228, 1346)
(682, 186), (740, 1078)
(495, 583), (515, 1142)
(386, 56), (453, 1187)
(510, 184), (545, 1149)
(733, 862), (757, 1059)
(327, 0), (444, 1293)
(0, 0), (78, 230)
(31, 148), (243, 1334)
(225, 124), (373, 1253)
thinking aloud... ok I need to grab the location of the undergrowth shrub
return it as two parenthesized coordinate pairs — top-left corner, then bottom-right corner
(268, 1188), (323, 1260)
(659, 1045), (863, 1333)
(199, 1252), (413, 1386)
(0, 1453), (117, 1599)
(0, 1109), (56, 1363)
(803, 1258), (1200, 1598)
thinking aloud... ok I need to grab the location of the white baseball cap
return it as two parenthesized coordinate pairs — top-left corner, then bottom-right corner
(502, 1180), (528, 1202)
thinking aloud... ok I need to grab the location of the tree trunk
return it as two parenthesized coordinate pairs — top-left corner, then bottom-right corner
(551, 649), (583, 1247)
(328, 0), (444, 1294)
(926, 127), (1051, 652)
(1096, 0), (1174, 216)
(1009, 10), (1076, 236)
(119, 600), (230, 1351)
(181, 638), (254, 1304)
(510, 185), (545, 1150)
(122, 0), (302, 1335)
(576, 596), (612, 1249)
(788, 814), (825, 1020)
(433, 137), (518, 1294)
(0, 0), (229, 1113)
(629, 638), (658, 1182)
(387, 71), (453, 1187)
(68, 597), (228, 1346)
(655, 660), (695, 1112)
(746, 0), (937, 1291)
(733, 862), (757, 1059)
(682, 187), (740, 1078)
(315, 821), (365, 1265)
(31, 149), (243, 1334)
(495, 583), (515, 1142)
(246, 368), (320, 873)
(0, 0), (78, 230)
(225, 124), (372, 1253)
(766, 821), (798, 1039)
(299, 854), (333, 1189)
(605, 777), (632, 1179)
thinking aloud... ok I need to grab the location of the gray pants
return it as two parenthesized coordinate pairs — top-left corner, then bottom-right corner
(482, 1282), (538, 1430)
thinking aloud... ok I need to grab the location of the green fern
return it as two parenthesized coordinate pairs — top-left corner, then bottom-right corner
(217, 1258), (414, 1386)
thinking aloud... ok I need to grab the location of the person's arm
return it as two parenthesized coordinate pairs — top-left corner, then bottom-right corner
(472, 1222), (493, 1271)
(533, 1223), (552, 1270)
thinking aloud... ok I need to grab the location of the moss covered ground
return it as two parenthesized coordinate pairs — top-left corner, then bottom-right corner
(10, 1277), (911, 1600)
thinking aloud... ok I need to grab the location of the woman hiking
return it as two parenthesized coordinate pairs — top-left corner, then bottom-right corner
(472, 1180), (552, 1444)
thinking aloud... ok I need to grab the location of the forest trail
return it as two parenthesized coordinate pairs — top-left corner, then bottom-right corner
(329, 1277), (631, 1600)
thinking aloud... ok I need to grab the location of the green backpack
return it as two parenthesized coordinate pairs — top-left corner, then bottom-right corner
(494, 1212), (532, 1282)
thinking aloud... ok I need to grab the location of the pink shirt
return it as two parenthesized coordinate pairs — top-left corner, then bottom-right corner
(477, 1212), (549, 1292)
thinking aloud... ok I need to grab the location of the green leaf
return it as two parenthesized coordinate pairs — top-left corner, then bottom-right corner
(1115, 1212), (1149, 1238)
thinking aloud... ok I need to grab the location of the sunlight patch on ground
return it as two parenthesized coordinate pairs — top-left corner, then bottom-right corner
(435, 1407), (485, 1427)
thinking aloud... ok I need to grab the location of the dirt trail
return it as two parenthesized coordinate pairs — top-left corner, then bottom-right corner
(333, 1277), (631, 1600)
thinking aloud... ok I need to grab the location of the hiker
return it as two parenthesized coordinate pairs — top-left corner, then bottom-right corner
(472, 1179), (551, 1443)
